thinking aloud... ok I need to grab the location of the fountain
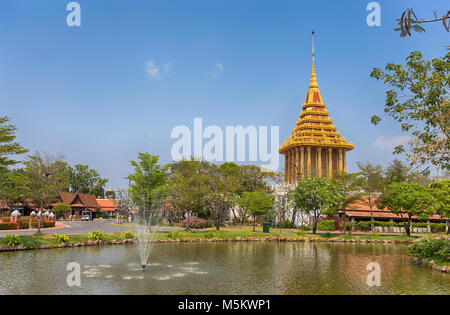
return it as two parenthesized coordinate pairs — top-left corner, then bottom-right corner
(132, 210), (160, 271)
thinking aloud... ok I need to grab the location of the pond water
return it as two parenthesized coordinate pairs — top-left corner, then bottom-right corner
(0, 242), (448, 295)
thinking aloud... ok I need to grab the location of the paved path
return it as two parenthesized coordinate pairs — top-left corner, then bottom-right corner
(0, 220), (427, 238)
(0, 220), (132, 237)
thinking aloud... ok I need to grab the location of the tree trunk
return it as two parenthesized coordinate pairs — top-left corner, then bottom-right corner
(405, 217), (411, 237)
(370, 208), (374, 233)
(446, 220), (449, 234)
(312, 214), (317, 234)
(253, 215), (256, 232)
(342, 211), (347, 236)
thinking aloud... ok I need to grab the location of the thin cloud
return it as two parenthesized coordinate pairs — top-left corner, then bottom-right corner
(207, 62), (224, 77)
(145, 60), (160, 78)
(373, 135), (410, 150)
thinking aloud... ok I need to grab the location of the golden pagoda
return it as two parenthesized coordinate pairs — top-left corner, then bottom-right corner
(279, 32), (354, 183)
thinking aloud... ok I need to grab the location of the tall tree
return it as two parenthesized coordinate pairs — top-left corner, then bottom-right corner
(377, 182), (434, 236)
(237, 191), (274, 232)
(290, 177), (345, 234)
(67, 164), (109, 197)
(355, 162), (387, 233)
(21, 152), (68, 232)
(370, 51), (449, 171)
(206, 163), (241, 230)
(128, 153), (168, 214)
(0, 116), (28, 170)
(430, 179), (450, 234)
(331, 172), (361, 235)
(166, 159), (210, 230)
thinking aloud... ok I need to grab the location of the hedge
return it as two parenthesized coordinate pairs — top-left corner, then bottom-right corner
(317, 220), (335, 231)
(351, 221), (446, 232)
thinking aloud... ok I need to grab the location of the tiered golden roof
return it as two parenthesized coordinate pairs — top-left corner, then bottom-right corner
(279, 33), (354, 154)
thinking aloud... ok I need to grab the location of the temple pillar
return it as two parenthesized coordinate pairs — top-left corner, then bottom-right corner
(284, 153), (288, 183)
(317, 147), (322, 177)
(287, 151), (291, 184)
(300, 147), (305, 178)
(328, 148), (333, 179)
(306, 147), (311, 178)
(290, 150), (294, 184)
(295, 147), (299, 183)
(292, 150), (295, 184)
(343, 150), (346, 173)
(338, 148), (343, 173)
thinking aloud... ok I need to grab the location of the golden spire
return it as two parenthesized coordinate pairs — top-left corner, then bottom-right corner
(309, 31), (318, 89)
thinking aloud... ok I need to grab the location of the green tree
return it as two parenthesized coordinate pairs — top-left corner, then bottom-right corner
(430, 179), (450, 234)
(355, 162), (387, 233)
(128, 153), (168, 215)
(370, 51), (449, 171)
(237, 191), (274, 232)
(0, 116), (28, 170)
(206, 163), (241, 230)
(385, 159), (432, 186)
(166, 159), (210, 230)
(21, 152), (68, 232)
(290, 177), (345, 234)
(0, 168), (27, 211)
(67, 164), (109, 197)
(331, 171), (361, 235)
(52, 203), (72, 219)
(377, 182), (434, 236)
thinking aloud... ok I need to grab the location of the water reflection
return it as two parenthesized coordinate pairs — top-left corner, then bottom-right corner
(0, 243), (448, 295)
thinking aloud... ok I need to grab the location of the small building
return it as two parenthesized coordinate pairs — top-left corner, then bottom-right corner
(331, 197), (447, 230)
(96, 199), (119, 217)
(54, 192), (100, 220)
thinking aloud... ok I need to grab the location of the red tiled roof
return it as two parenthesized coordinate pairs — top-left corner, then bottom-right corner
(96, 199), (118, 212)
(0, 200), (8, 209)
(57, 192), (100, 212)
(344, 197), (444, 221)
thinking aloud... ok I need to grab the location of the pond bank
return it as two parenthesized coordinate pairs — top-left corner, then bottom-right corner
(0, 234), (413, 252)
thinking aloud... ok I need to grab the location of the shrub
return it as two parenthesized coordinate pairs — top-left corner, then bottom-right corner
(122, 230), (135, 239)
(317, 220), (335, 231)
(167, 231), (181, 239)
(54, 233), (69, 244)
(181, 217), (213, 229)
(5, 234), (20, 247)
(297, 225), (311, 231)
(88, 230), (105, 241)
(411, 236), (449, 262)
(204, 231), (216, 238)
(297, 229), (306, 236)
(53, 203), (71, 214)
(276, 220), (295, 229)
(0, 222), (16, 230)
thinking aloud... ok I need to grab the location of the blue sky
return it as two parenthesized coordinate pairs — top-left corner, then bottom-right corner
(0, 0), (448, 188)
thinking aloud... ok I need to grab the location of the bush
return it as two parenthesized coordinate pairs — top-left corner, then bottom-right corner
(0, 222), (16, 230)
(5, 234), (20, 247)
(53, 203), (71, 214)
(275, 220), (295, 229)
(411, 236), (449, 262)
(167, 231), (181, 239)
(88, 230), (105, 241)
(317, 220), (335, 231)
(54, 233), (69, 244)
(297, 229), (306, 236)
(122, 230), (135, 239)
(298, 225), (311, 231)
(181, 217), (213, 229)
